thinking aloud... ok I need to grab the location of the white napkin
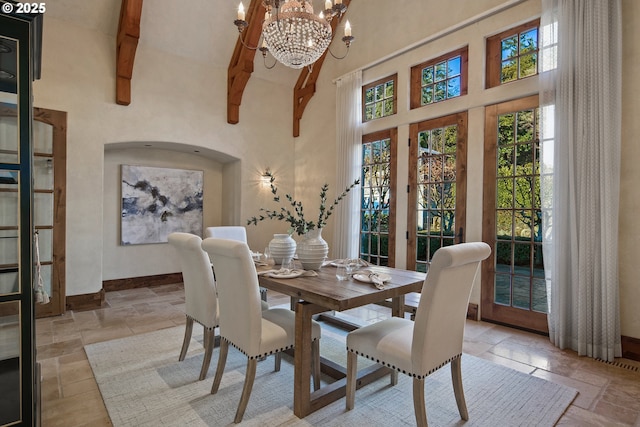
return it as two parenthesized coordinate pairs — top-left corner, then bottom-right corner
(366, 273), (385, 289)
(356, 269), (386, 289)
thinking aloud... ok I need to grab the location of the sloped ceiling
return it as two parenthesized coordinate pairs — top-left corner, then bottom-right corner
(43, 0), (299, 86)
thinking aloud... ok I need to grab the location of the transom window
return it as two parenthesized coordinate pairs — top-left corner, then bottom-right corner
(410, 46), (468, 109)
(362, 74), (397, 122)
(486, 19), (540, 88)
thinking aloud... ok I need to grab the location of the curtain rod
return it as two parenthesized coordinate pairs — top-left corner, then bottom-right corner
(332, 0), (528, 84)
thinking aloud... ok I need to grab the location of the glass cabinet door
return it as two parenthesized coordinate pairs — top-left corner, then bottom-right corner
(0, 34), (23, 426)
(0, 13), (36, 426)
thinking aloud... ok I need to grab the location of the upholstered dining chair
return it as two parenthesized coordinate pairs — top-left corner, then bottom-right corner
(345, 242), (491, 427)
(205, 225), (268, 304)
(167, 232), (219, 381)
(201, 238), (322, 424)
(204, 225), (247, 241)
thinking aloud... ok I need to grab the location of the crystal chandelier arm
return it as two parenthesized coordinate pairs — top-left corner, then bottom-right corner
(327, 35), (354, 60)
(260, 46), (278, 69)
(233, 0), (269, 51)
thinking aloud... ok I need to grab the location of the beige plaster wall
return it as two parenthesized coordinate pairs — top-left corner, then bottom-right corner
(33, 16), (296, 295)
(620, 0), (640, 339)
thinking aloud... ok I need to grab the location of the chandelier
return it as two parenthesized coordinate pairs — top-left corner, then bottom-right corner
(234, 0), (354, 69)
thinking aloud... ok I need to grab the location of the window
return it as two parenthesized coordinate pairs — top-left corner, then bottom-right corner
(362, 74), (397, 122)
(486, 19), (540, 88)
(410, 46), (468, 109)
(360, 129), (397, 266)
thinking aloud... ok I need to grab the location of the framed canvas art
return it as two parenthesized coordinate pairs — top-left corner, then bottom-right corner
(121, 165), (203, 245)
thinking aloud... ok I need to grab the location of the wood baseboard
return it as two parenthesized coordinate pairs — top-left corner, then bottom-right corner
(65, 273), (183, 312)
(66, 289), (105, 312)
(102, 273), (183, 292)
(466, 303), (479, 321)
(622, 335), (640, 362)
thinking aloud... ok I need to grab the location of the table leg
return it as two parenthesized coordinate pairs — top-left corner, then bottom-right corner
(390, 294), (405, 318)
(293, 301), (325, 418)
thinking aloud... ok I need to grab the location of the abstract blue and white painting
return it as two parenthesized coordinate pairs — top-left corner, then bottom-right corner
(121, 165), (203, 245)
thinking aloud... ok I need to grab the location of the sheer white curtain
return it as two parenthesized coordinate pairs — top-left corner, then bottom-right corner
(333, 70), (362, 259)
(540, 0), (622, 361)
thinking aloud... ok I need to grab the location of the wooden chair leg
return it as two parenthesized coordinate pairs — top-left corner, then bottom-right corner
(199, 327), (214, 380)
(390, 370), (398, 386)
(312, 339), (321, 391)
(234, 358), (257, 424)
(412, 377), (428, 427)
(211, 339), (229, 394)
(345, 350), (357, 410)
(274, 352), (281, 372)
(451, 357), (469, 420)
(179, 317), (194, 361)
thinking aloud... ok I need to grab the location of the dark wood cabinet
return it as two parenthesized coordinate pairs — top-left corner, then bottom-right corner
(0, 8), (43, 427)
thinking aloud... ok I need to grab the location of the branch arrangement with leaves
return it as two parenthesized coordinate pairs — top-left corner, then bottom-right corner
(247, 172), (360, 236)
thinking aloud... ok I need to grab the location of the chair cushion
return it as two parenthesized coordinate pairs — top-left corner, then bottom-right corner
(250, 308), (321, 359)
(347, 317), (414, 375)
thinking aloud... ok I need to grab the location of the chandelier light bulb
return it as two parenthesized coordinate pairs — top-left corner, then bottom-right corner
(237, 2), (245, 21)
(344, 20), (351, 37)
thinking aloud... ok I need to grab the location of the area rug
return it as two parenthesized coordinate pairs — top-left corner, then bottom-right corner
(85, 326), (577, 426)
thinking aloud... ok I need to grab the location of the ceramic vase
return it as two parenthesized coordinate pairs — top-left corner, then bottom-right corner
(297, 228), (329, 270)
(268, 233), (296, 265)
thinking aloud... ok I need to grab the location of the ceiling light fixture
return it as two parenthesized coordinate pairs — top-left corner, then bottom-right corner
(234, 0), (354, 70)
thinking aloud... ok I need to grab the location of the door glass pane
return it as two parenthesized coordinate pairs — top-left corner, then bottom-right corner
(34, 192), (52, 226)
(493, 107), (545, 312)
(0, 171), (19, 295)
(35, 228), (52, 262)
(33, 156), (53, 189)
(38, 263), (52, 296)
(0, 300), (21, 425)
(414, 123), (459, 271)
(33, 119), (52, 154)
(0, 114), (18, 164)
(360, 137), (392, 265)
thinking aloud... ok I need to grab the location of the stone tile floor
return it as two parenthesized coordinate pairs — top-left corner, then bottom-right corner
(36, 284), (640, 426)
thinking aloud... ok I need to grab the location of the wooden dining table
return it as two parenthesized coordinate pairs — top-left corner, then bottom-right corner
(258, 263), (426, 418)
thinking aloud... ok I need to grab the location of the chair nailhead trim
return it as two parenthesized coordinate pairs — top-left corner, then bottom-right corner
(224, 337), (319, 360)
(187, 315), (219, 329)
(346, 348), (462, 379)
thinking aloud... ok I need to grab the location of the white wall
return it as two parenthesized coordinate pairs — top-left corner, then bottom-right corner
(33, 16), (296, 295)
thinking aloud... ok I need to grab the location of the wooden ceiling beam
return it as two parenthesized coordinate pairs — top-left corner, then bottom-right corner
(116, 0), (143, 106)
(293, 0), (351, 137)
(228, 0), (264, 124)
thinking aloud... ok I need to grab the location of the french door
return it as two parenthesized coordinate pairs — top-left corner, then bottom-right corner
(407, 112), (467, 272)
(359, 129), (397, 266)
(482, 95), (548, 333)
(32, 108), (66, 318)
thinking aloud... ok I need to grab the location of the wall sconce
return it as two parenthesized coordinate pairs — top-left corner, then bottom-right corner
(261, 169), (272, 188)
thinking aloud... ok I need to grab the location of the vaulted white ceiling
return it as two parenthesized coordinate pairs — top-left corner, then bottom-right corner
(44, 0), (299, 86)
